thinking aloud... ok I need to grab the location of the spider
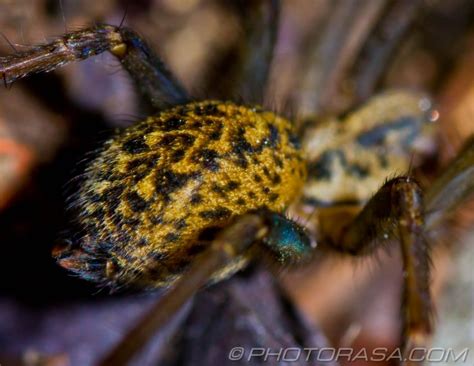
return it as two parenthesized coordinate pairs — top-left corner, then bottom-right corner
(0, 1), (473, 365)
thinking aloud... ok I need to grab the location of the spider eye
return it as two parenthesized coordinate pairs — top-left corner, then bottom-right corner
(263, 212), (312, 263)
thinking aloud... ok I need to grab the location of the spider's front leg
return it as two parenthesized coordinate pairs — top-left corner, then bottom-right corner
(0, 24), (189, 109)
(321, 176), (432, 352)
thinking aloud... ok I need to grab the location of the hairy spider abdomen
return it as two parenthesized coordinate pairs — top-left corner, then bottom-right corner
(56, 101), (306, 288)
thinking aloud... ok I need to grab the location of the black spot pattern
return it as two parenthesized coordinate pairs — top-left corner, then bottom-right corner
(159, 133), (196, 148)
(162, 117), (185, 131)
(190, 193), (203, 204)
(196, 149), (220, 171)
(123, 138), (149, 154)
(155, 170), (198, 201)
(164, 232), (179, 242)
(209, 122), (223, 140)
(307, 149), (346, 180)
(126, 192), (149, 213)
(267, 124), (280, 147)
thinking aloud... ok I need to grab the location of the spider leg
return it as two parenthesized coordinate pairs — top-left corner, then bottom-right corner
(235, 0), (279, 104)
(320, 176), (433, 354)
(425, 135), (474, 230)
(295, 1), (387, 115)
(0, 24), (189, 110)
(99, 213), (268, 366)
(210, 0), (279, 104)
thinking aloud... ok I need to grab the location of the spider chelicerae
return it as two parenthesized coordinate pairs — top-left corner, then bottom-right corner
(0, 1), (473, 365)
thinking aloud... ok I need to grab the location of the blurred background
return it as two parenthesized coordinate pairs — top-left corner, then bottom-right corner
(0, 0), (473, 365)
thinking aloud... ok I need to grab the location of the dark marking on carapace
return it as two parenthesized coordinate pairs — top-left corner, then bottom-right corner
(307, 149), (346, 181)
(347, 163), (369, 178)
(378, 153), (389, 168)
(356, 116), (418, 147)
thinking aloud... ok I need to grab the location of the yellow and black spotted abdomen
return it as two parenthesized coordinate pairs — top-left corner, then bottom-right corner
(61, 101), (306, 288)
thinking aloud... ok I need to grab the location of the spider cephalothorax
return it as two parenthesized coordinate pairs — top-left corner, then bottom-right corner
(1, 2), (473, 365)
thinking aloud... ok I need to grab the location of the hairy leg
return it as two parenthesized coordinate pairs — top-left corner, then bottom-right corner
(321, 176), (432, 352)
(0, 24), (189, 110)
(425, 136), (474, 230)
(208, 0), (279, 104)
(231, 0), (280, 104)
